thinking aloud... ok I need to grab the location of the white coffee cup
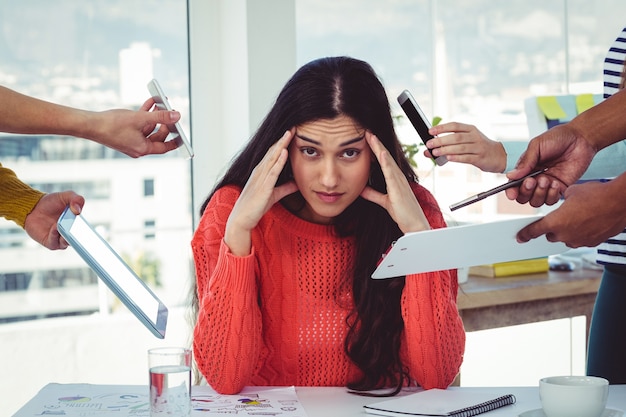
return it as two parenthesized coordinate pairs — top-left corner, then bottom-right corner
(539, 375), (609, 417)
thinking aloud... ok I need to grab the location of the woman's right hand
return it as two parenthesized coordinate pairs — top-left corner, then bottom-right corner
(224, 130), (298, 256)
(426, 122), (507, 173)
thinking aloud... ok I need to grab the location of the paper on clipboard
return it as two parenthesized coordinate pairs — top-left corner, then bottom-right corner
(372, 215), (568, 279)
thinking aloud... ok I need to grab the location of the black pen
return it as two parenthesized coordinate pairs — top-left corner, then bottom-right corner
(449, 168), (548, 211)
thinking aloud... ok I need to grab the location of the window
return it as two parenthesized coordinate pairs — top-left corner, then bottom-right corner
(144, 219), (157, 239)
(4, 1), (626, 414)
(295, 0), (626, 223)
(144, 178), (155, 197)
(0, 0), (192, 323)
(1, 2), (192, 412)
(293, 0), (625, 387)
(0, 272), (31, 292)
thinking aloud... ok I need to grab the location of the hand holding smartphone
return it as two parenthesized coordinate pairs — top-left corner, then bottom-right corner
(397, 90), (447, 166)
(147, 79), (194, 159)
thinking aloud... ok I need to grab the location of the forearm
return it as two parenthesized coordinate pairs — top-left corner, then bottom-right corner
(0, 86), (97, 139)
(568, 88), (626, 151)
(602, 172), (626, 225)
(398, 188), (465, 387)
(193, 240), (263, 394)
(401, 270), (465, 389)
(224, 221), (253, 257)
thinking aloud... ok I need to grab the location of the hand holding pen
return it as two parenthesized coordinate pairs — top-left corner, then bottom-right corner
(450, 168), (548, 211)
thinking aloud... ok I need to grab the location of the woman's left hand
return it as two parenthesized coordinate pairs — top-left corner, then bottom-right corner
(360, 132), (431, 234)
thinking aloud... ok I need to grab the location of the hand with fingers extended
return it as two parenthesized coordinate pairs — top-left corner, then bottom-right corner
(224, 130), (299, 256)
(360, 132), (430, 234)
(516, 174), (626, 247)
(90, 97), (182, 158)
(425, 122), (507, 173)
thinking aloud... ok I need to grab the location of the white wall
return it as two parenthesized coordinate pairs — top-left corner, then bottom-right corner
(188, 0), (296, 225)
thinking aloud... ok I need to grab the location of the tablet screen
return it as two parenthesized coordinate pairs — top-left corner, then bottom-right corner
(57, 207), (167, 338)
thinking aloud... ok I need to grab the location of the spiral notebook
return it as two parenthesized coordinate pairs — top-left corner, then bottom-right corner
(363, 389), (516, 417)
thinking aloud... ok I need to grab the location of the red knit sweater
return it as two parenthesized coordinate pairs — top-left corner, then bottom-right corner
(192, 184), (465, 394)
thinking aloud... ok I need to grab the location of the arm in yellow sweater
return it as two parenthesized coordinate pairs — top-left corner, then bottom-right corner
(1, 163), (84, 249)
(0, 163), (44, 228)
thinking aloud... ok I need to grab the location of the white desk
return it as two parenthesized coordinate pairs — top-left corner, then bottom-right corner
(14, 384), (626, 417)
(295, 385), (626, 417)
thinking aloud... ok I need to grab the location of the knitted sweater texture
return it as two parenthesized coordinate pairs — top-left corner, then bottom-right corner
(0, 163), (44, 228)
(192, 183), (465, 394)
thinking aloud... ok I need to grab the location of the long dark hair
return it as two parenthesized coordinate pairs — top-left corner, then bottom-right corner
(198, 56), (420, 394)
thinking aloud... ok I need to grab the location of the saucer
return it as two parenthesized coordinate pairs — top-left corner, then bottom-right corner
(519, 408), (624, 417)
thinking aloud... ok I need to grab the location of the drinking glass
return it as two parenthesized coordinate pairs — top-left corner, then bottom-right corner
(148, 347), (192, 416)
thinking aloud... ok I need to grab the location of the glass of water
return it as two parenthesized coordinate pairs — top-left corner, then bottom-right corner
(148, 347), (192, 416)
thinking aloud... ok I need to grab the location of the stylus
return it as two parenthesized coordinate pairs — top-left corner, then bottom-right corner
(449, 168), (547, 211)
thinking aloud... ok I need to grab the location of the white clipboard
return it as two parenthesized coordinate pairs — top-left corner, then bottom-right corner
(372, 215), (568, 279)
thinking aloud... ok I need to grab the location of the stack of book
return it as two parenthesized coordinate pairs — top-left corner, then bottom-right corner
(468, 257), (549, 278)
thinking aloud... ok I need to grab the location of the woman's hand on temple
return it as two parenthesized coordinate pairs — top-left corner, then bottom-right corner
(360, 132), (430, 234)
(224, 130), (298, 256)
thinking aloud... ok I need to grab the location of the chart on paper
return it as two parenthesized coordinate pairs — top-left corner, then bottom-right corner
(13, 383), (310, 417)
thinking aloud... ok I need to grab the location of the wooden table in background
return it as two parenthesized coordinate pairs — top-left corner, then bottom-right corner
(457, 268), (603, 339)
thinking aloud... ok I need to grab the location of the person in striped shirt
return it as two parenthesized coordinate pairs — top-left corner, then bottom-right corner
(424, 26), (626, 383)
(506, 28), (626, 383)
(584, 26), (626, 384)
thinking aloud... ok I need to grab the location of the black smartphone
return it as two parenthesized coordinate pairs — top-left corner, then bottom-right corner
(147, 78), (194, 159)
(397, 89), (447, 166)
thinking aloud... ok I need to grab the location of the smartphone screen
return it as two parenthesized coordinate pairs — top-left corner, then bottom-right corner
(147, 78), (194, 159)
(397, 90), (447, 166)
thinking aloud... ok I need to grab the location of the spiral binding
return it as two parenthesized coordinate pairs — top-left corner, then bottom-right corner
(450, 394), (516, 417)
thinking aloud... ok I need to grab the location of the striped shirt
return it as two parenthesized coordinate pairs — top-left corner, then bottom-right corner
(596, 27), (626, 267)
(603, 28), (626, 95)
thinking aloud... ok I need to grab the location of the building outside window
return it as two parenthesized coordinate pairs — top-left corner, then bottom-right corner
(144, 178), (155, 197)
(1, 3), (193, 412)
(0, 0), (192, 324)
(296, 0), (625, 223)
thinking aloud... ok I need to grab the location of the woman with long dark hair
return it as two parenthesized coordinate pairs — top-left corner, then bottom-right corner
(192, 56), (465, 395)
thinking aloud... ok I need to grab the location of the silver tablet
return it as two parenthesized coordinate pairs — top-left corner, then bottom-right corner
(372, 215), (567, 279)
(57, 206), (168, 338)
